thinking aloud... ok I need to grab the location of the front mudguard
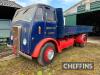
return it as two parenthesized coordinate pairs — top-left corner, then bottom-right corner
(31, 38), (59, 58)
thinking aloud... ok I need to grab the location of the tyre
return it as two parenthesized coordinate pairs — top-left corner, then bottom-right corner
(74, 43), (79, 47)
(79, 34), (87, 47)
(37, 42), (55, 66)
(79, 43), (86, 47)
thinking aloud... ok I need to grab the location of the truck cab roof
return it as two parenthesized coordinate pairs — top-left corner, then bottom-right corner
(20, 4), (54, 10)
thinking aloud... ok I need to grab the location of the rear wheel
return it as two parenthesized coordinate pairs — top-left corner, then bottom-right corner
(79, 34), (87, 47)
(75, 34), (87, 47)
(37, 42), (55, 66)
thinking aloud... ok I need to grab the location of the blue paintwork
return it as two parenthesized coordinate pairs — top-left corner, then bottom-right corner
(12, 20), (32, 54)
(45, 22), (57, 38)
(12, 20), (57, 55)
(56, 8), (64, 27)
(30, 21), (57, 55)
(30, 21), (46, 54)
(56, 8), (65, 38)
(20, 24), (31, 54)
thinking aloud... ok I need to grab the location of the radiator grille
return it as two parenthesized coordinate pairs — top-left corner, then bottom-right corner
(12, 26), (21, 52)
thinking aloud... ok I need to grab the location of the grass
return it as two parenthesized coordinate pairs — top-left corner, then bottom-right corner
(0, 44), (11, 53)
(0, 44), (12, 58)
(0, 43), (100, 75)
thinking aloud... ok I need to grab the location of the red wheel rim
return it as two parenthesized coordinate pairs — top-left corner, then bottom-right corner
(44, 47), (54, 62)
(83, 35), (87, 43)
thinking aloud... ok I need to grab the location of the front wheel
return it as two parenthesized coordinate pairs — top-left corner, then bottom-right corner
(37, 42), (55, 66)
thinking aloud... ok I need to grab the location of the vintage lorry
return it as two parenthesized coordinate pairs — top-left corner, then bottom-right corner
(10, 4), (92, 66)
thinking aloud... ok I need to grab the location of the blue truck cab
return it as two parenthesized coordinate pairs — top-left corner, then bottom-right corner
(11, 4), (92, 66)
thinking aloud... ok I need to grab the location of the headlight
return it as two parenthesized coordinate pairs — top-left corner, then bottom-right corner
(23, 38), (27, 45)
(11, 35), (13, 40)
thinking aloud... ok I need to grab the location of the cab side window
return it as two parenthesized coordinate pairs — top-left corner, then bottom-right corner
(35, 8), (43, 22)
(46, 9), (55, 22)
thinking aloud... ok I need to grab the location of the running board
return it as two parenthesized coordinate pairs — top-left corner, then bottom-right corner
(18, 51), (32, 60)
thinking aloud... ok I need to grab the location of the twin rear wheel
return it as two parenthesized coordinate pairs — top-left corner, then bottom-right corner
(37, 42), (55, 66)
(75, 34), (87, 47)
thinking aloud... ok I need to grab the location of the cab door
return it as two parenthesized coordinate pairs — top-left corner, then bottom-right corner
(45, 7), (57, 38)
(30, 7), (46, 54)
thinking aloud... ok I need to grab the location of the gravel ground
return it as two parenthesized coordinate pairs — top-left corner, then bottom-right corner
(0, 44), (12, 58)
(0, 43), (100, 75)
(88, 37), (100, 44)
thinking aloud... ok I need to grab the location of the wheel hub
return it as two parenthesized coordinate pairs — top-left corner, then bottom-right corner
(47, 50), (54, 60)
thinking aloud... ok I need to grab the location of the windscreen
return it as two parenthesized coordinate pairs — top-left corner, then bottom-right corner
(13, 7), (36, 22)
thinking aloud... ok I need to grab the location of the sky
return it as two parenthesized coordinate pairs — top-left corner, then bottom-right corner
(15, 0), (81, 11)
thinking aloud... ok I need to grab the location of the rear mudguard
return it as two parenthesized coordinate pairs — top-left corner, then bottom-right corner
(31, 38), (60, 58)
(75, 34), (87, 44)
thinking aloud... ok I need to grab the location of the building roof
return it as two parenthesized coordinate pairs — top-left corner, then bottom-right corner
(0, 0), (22, 8)
(64, 0), (82, 13)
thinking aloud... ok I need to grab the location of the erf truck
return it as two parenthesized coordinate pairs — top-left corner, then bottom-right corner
(10, 4), (92, 66)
